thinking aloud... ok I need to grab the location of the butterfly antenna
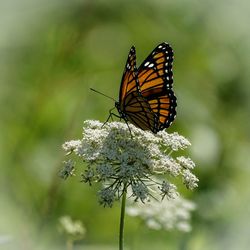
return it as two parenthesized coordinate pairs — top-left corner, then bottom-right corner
(90, 88), (116, 102)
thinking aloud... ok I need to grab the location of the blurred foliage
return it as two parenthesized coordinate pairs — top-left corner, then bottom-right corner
(0, 0), (250, 249)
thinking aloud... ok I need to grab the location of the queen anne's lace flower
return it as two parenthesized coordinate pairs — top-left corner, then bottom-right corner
(177, 156), (196, 169)
(61, 120), (198, 207)
(160, 181), (178, 199)
(126, 195), (196, 232)
(59, 160), (75, 179)
(98, 187), (116, 207)
(62, 140), (82, 154)
(58, 216), (86, 240)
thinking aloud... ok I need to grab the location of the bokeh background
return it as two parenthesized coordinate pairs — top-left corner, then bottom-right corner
(1, 0), (250, 249)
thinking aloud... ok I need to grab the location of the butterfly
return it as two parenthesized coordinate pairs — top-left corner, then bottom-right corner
(112, 42), (177, 133)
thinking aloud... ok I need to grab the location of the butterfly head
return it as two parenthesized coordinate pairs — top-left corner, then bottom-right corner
(115, 101), (121, 113)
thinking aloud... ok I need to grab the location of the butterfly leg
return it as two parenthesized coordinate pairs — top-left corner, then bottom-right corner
(104, 114), (133, 138)
(102, 107), (120, 128)
(102, 108), (133, 138)
(124, 119), (133, 139)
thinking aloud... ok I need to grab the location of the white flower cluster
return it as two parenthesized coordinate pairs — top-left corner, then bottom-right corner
(58, 216), (86, 238)
(62, 120), (198, 207)
(126, 195), (196, 232)
(59, 159), (75, 179)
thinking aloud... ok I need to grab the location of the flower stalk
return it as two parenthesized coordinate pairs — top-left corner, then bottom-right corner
(119, 185), (127, 250)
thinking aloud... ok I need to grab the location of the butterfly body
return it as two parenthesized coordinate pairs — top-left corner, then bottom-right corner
(113, 42), (177, 134)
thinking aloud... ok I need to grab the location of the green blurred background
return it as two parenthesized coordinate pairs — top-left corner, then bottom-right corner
(1, 0), (250, 249)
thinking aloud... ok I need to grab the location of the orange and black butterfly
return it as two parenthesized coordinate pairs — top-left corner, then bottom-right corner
(92, 42), (177, 133)
(115, 42), (177, 133)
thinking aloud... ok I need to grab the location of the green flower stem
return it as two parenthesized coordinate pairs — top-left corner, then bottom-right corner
(119, 187), (127, 250)
(66, 239), (73, 250)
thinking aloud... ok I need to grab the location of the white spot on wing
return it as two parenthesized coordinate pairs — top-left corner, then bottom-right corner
(144, 61), (150, 67)
(148, 63), (154, 68)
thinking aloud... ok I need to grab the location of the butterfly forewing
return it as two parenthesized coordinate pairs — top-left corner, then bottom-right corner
(137, 42), (176, 131)
(119, 46), (138, 104)
(138, 43), (174, 91)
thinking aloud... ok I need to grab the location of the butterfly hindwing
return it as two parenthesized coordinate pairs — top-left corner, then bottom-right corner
(147, 91), (176, 129)
(123, 91), (157, 133)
